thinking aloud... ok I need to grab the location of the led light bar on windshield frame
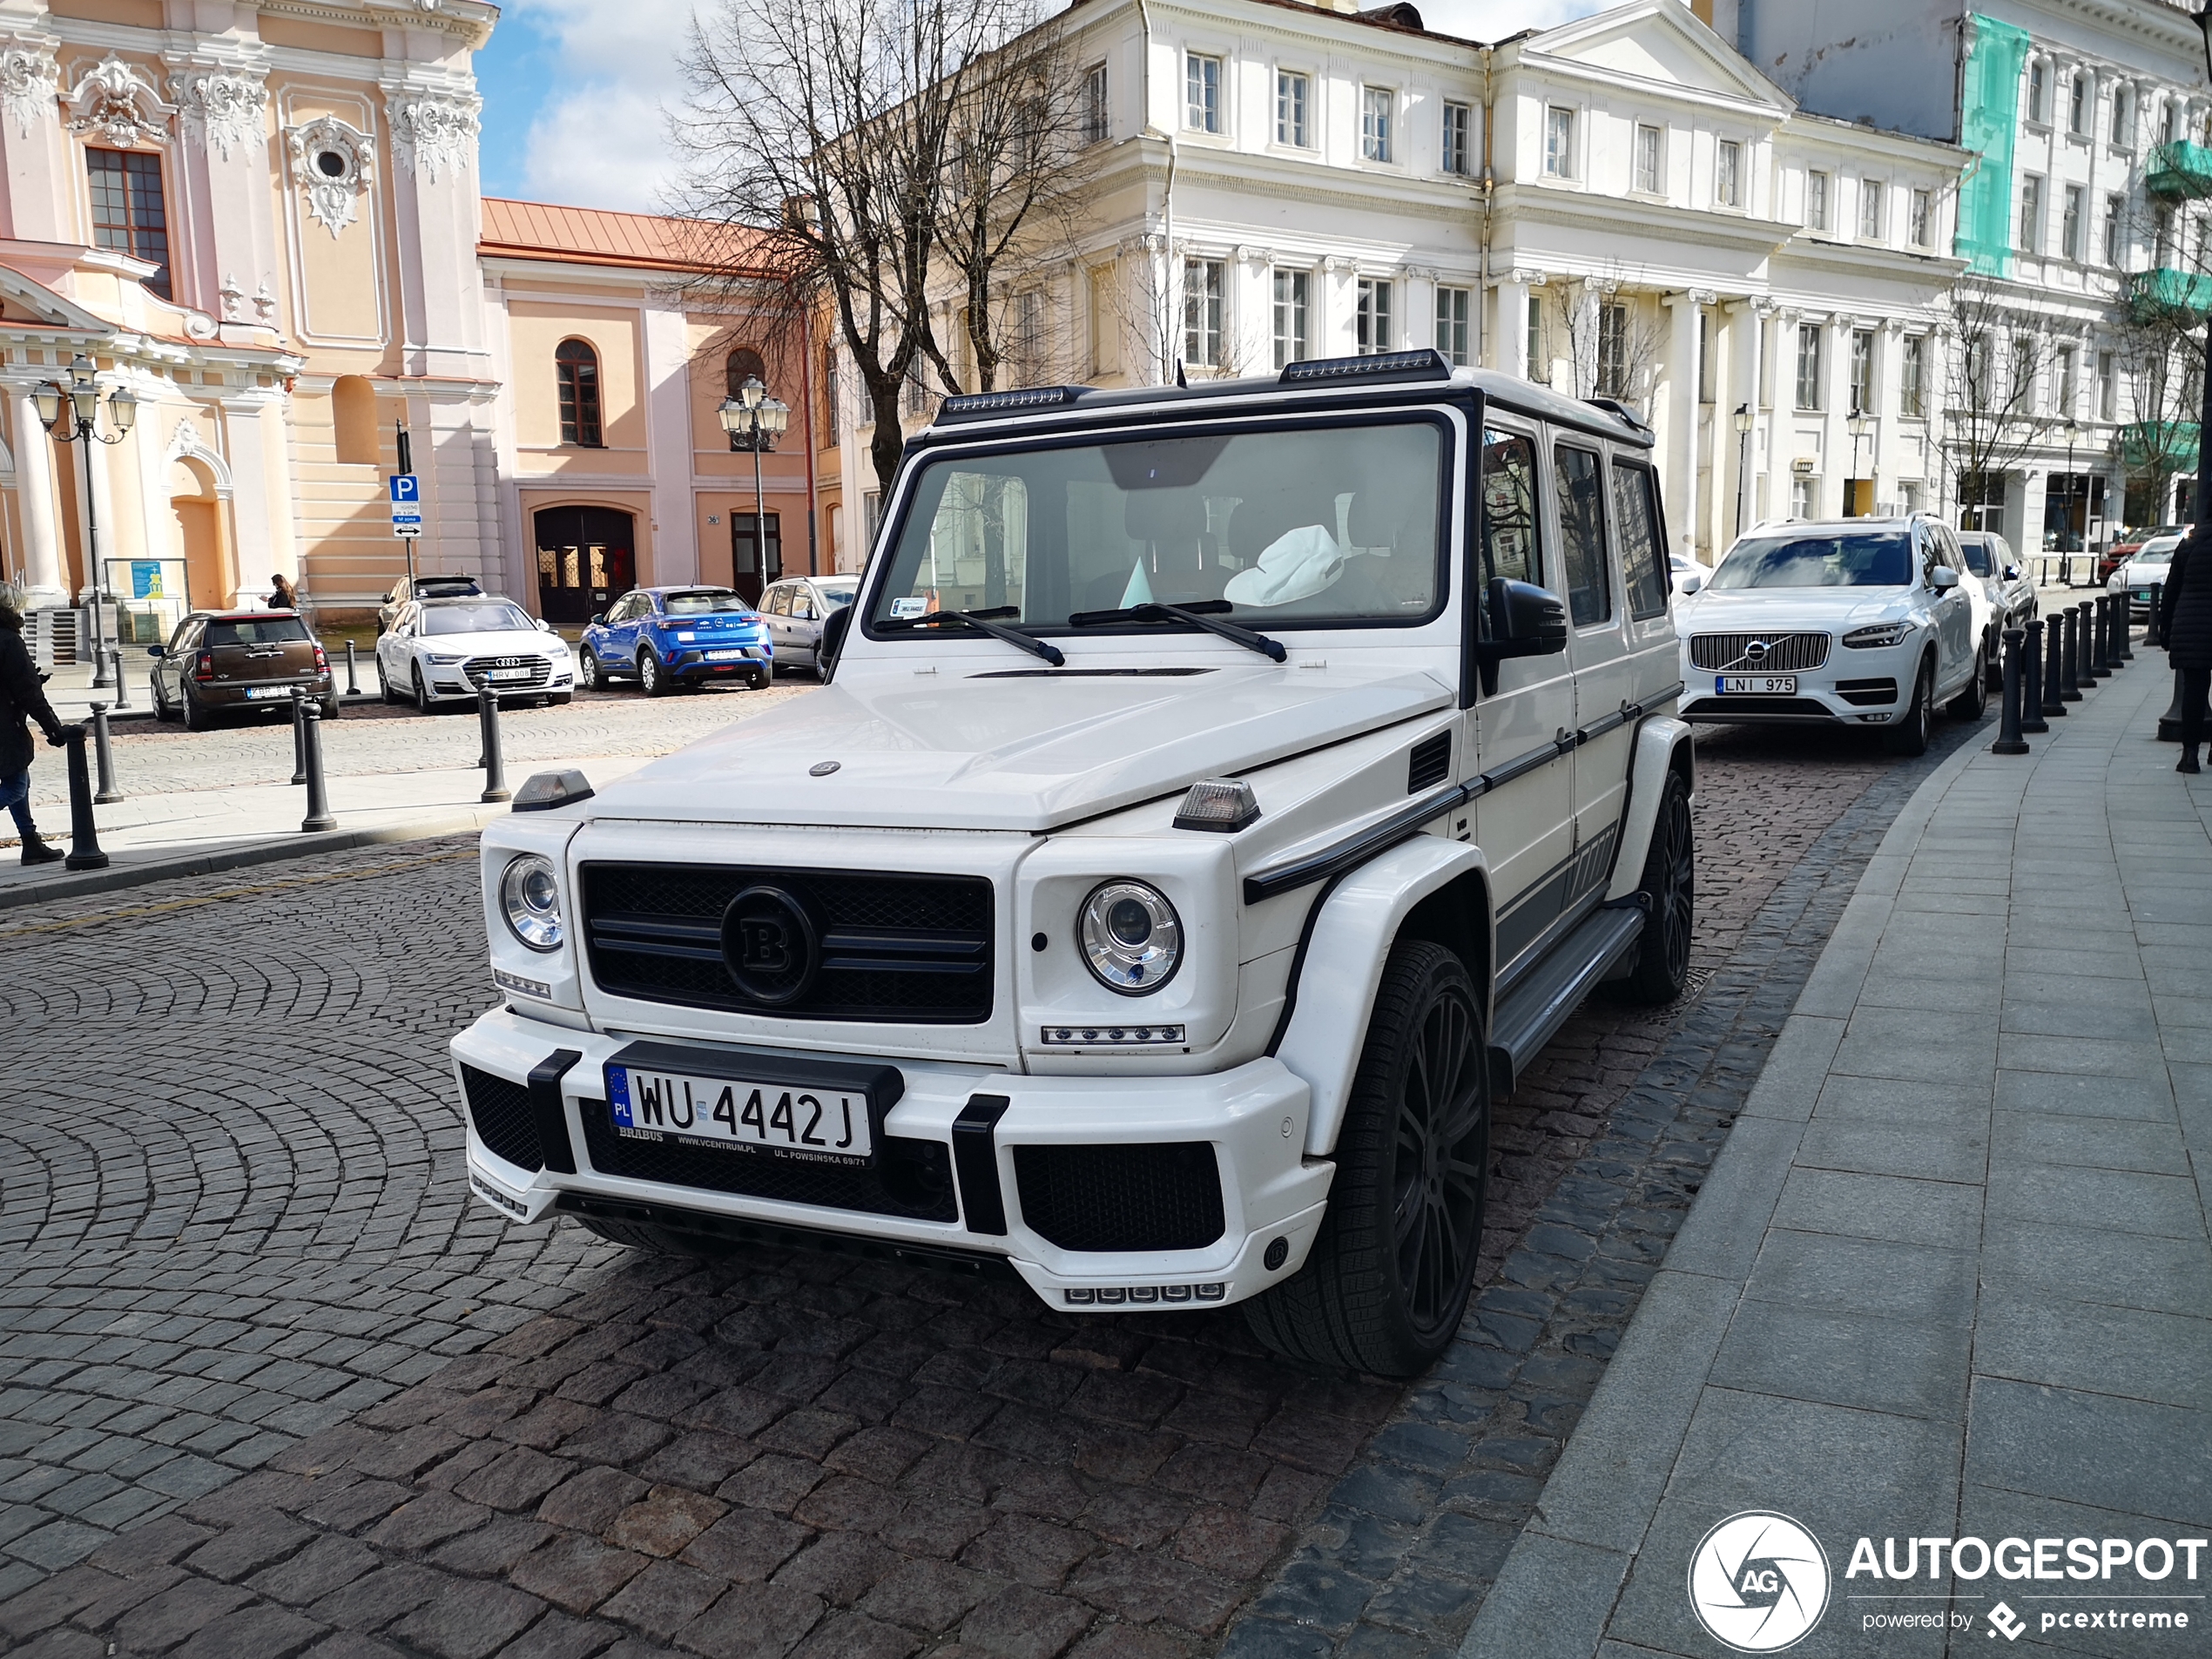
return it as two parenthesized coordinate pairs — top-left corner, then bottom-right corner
(937, 385), (1096, 421)
(1279, 348), (1452, 386)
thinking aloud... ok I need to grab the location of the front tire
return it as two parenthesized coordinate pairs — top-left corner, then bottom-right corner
(181, 686), (212, 732)
(413, 664), (435, 715)
(1614, 771), (1695, 1005)
(1947, 647), (1987, 722)
(578, 648), (603, 691)
(1245, 940), (1489, 1377)
(1884, 657), (1932, 756)
(152, 678), (174, 723)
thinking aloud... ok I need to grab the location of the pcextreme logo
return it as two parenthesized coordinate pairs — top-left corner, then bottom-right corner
(1688, 1512), (1832, 1652)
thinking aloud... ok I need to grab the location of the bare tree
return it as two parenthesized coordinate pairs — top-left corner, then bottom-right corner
(1553, 278), (1663, 414)
(1937, 276), (2048, 529)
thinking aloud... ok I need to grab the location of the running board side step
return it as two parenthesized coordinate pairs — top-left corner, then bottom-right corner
(1487, 905), (1645, 1096)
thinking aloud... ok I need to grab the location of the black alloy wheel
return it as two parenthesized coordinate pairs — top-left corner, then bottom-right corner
(1615, 771), (1695, 1005)
(1246, 939), (1490, 1377)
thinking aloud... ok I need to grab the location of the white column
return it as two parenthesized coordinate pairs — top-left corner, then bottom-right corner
(1662, 293), (1701, 556)
(11, 390), (64, 606)
(1496, 278), (1529, 379)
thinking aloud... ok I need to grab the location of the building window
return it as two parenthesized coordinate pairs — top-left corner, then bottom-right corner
(2061, 185), (2083, 260)
(1443, 102), (1472, 175)
(1183, 258), (1223, 368)
(2156, 203), (2177, 265)
(1806, 169), (1830, 231)
(725, 347), (770, 450)
(1544, 107), (1574, 178)
(1859, 179), (1883, 239)
(1083, 63), (1109, 145)
(1909, 187), (1932, 246)
(2162, 99), (2179, 147)
(2027, 60), (2049, 125)
(85, 149), (172, 300)
(1277, 70), (1310, 147)
(2068, 71), (2088, 136)
(2111, 84), (2132, 147)
(823, 358), (839, 444)
(1271, 268), (1309, 369)
(2054, 345), (2078, 417)
(1849, 328), (1876, 415)
(1791, 475), (1817, 518)
(1185, 52), (1221, 133)
(1900, 480), (1922, 516)
(1009, 290), (1044, 382)
(1716, 139), (1742, 208)
(2103, 193), (2123, 264)
(1597, 302), (1629, 398)
(1357, 278), (1393, 354)
(1436, 285), (1472, 367)
(2013, 337), (2038, 414)
(1794, 322), (1823, 411)
(556, 338), (603, 447)
(1900, 335), (1926, 417)
(1634, 124), (1661, 193)
(2097, 350), (2116, 420)
(1527, 293), (1546, 382)
(1362, 87), (1393, 163)
(2019, 174), (2041, 254)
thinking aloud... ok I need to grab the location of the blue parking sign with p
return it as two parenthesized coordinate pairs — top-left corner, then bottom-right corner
(389, 473), (421, 535)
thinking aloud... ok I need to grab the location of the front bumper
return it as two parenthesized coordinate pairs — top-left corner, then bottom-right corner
(1676, 643), (1918, 726)
(453, 1006), (1333, 1311)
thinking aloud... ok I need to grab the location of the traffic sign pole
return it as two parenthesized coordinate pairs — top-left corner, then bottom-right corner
(389, 470), (421, 588)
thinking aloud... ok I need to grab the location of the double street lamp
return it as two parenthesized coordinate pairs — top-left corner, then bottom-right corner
(34, 354), (137, 688)
(1732, 403), (1753, 534)
(718, 375), (791, 598)
(1846, 409), (1871, 516)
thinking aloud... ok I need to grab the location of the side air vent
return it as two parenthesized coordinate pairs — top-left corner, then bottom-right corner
(1407, 731), (1452, 793)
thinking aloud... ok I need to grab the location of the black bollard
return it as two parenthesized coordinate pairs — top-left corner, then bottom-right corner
(2090, 597), (2113, 678)
(300, 701), (336, 832)
(344, 639), (361, 697)
(61, 726), (106, 870)
(2159, 670), (2185, 742)
(110, 648), (130, 710)
(289, 687), (308, 786)
(2021, 617), (2049, 733)
(2060, 606), (2084, 700)
(2079, 601), (2107, 681)
(1992, 626), (2029, 755)
(2115, 592), (2135, 662)
(2041, 615), (2067, 718)
(478, 682), (510, 804)
(90, 703), (122, 804)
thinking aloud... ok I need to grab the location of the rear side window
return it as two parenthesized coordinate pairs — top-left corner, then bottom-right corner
(1611, 462), (1668, 621)
(1479, 428), (1540, 590)
(1555, 445), (1612, 627)
(205, 617), (308, 646)
(1960, 542), (1994, 577)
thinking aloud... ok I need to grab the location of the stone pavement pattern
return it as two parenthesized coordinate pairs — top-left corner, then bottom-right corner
(0, 721), (1968, 1659)
(1467, 658), (2212, 1659)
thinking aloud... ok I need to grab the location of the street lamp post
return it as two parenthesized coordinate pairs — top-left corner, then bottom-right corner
(718, 375), (791, 600)
(1847, 410), (1871, 516)
(2062, 417), (2080, 585)
(1733, 403), (1754, 535)
(34, 354), (137, 689)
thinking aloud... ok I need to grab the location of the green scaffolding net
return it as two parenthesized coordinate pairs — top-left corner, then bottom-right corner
(1956, 13), (2030, 279)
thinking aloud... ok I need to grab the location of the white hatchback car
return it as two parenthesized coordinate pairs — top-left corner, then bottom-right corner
(1675, 515), (1986, 754)
(2108, 532), (2183, 619)
(377, 596), (576, 711)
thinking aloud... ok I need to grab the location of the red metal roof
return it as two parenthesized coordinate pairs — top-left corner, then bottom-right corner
(479, 198), (772, 274)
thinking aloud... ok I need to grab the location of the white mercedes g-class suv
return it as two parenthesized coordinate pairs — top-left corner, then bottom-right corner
(452, 349), (1696, 1376)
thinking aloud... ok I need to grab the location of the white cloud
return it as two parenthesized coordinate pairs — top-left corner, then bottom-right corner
(507, 0), (697, 212)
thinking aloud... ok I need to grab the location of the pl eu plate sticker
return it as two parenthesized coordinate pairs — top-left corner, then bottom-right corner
(609, 1069), (632, 1129)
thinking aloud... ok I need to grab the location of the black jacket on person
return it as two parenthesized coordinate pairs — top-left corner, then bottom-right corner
(0, 625), (63, 778)
(2161, 534), (2212, 671)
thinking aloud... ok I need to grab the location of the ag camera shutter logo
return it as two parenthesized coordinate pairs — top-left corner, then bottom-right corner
(1688, 1511), (1831, 1652)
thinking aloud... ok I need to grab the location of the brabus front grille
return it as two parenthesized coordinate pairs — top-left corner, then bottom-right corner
(1688, 632), (1831, 671)
(581, 863), (995, 1023)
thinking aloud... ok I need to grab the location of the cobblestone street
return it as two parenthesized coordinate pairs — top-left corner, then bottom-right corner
(0, 719), (1973, 1659)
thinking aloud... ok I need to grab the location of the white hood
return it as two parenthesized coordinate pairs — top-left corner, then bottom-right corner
(422, 629), (570, 657)
(590, 660), (1453, 832)
(1676, 587), (1914, 634)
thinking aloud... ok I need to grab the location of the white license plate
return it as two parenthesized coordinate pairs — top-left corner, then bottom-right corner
(244, 685), (294, 699)
(607, 1065), (873, 1162)
(1716, 676), (1796, 695)
(705, 649), (748, 661)
(489, 666), (533, 682)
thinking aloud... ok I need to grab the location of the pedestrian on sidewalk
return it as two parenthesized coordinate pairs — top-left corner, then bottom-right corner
(0, 600), (71, 865)
(267, 571), (299, 610)
(2159, 529), (2212, 773)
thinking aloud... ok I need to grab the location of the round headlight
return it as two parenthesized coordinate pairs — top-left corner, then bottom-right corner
(500, 853), (564, 952)
(1078, 880), (1181, 995)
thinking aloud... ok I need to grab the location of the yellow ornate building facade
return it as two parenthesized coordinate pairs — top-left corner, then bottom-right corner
(0, 0), (823, 632)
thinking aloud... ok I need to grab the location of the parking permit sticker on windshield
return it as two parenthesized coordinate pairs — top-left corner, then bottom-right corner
(889, 597), (928, 618)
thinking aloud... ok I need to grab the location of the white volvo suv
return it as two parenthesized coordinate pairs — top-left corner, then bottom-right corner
(449, 352), (1696, 1376)
(1674, 515), (1986, 755)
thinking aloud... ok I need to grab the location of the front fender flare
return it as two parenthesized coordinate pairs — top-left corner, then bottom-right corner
(1273, 836), (1491, 1159)
(1604, 715), (1694, 902)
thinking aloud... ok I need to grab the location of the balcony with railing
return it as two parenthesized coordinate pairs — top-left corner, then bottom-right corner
(2121, 421), (2201, 468)
(2127, 266), (2212, 317)
(2147, 141), (2212, 199)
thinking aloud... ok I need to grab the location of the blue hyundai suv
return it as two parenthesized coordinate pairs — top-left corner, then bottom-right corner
(577, 586), (772, 696)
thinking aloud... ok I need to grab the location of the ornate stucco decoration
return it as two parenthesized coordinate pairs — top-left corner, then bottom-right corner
(286, 116), (374, 238)
(166, 415), (235, 496)
(64, 56), (173, 148)
(0, 44), (57, 141)
(387, 91), (479, 185)
(172, 70), (267, 162)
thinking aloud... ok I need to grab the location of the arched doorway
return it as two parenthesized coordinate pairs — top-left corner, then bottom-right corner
(535, 505), (636, 623)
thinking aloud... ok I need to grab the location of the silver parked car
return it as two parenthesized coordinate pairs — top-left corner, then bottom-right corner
(758, 575), (859, 676)
(1956, 529), (2036, 684)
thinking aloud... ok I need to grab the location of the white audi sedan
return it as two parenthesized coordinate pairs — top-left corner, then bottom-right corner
(377, 595), (576, 711)
(1675, 515), (1986, 756)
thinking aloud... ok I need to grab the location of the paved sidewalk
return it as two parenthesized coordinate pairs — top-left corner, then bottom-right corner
(1466, 657), (2212, 1657)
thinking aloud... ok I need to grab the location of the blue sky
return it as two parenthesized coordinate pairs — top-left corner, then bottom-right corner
(470, 0), (1605, 212)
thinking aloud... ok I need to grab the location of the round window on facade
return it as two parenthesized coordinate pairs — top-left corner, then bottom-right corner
(316, 151), (347, 179)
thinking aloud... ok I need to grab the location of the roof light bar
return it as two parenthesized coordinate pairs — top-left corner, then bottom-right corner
(1279, 348), (1452, 386)
(937, 385), (1094, 421)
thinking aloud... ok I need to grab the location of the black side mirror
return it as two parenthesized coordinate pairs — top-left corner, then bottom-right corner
(2003, 564), (2020, 581)
(1477, 577), (1568, 696)
(818, 604), (853, 681)
(588, 612), (606, 627)
(145, 644), (165, 659)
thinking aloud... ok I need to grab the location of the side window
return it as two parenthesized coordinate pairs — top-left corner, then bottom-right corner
(1611, 462), (1669, 621)
(1555, 444), (1613, 627)
(792, 590), (815, 621)
(764, 585), (790, 617)
(1479, 428), (1541, 593)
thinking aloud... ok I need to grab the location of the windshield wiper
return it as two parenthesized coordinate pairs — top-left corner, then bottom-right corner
(1066, 599), (1286, 663)
(879, 604), (1065, 667)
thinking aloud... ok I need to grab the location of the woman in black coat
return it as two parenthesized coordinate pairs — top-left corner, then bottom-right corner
(2160, 530), (2212, 772)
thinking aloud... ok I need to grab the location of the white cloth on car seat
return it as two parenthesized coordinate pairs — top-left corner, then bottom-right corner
(1224, 524), (1345, 607)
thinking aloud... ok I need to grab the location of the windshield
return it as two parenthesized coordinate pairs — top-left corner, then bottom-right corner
(1711, 531), (1913, 590)
(867, 421), (1445, 633)
(423, 602), (535, 636)
(2137, 543), (2177, 565)
(819, 584), (857, 610)
(1959, 543), (1995, 577)
(206, 617), (308, 646)
(662, 589), (750, 616)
